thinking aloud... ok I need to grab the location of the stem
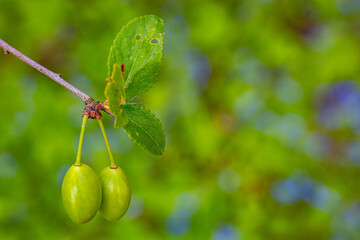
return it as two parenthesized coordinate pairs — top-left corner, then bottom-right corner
(75, 116), (88, 165)
(0, 38), (91, 103)
(97, 119), (117, 168)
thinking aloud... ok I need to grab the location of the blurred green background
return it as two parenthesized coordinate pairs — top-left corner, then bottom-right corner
(1, 0), (360, 239)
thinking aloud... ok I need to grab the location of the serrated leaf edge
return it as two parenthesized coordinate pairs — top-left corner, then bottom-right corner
(108, 15), (164, 99)
(123, 103), (166, 156)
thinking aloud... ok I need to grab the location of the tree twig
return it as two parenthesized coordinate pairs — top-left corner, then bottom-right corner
(0, 38), (115, 119)
(0, 38), (91, 103)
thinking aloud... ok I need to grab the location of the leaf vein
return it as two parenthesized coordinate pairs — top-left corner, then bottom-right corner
(127, 114), (162, 152)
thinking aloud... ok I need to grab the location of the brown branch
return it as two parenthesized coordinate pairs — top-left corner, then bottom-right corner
(0, 38), (91, 103)
(0, 38), (114, 118)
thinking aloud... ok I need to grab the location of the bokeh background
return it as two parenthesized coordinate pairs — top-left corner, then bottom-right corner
(1, 0), (360, 239)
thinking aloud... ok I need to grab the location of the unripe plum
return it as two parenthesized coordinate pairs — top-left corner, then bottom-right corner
(61, 164), (102, 224)
(99, 167), (131, 221)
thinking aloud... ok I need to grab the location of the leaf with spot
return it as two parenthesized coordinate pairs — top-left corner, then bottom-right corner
(104, 63), (127, 128)
(123, 103), (166, 156)
(107, 15), (164, 100)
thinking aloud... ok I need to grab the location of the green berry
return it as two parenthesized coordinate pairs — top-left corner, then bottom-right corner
(99, 167), (131, 221)
(61, 164), (102, 224)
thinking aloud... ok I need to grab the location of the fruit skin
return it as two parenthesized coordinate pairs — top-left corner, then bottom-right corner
(99, 167), (131, 221)
(61, 164), (102, 224)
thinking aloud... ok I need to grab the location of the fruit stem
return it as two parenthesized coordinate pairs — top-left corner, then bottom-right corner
(75, 116), (88, 165)
(97, 119), (117, 168)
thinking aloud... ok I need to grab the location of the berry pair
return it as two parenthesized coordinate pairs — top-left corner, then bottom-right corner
(62, 164), (131, 224)
(61, 116), (131, 224)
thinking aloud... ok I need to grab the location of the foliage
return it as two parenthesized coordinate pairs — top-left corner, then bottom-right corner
(123, 103), (166, 156)
(105, 63), (127, 128)
(108, 15), (164, 100)
(106, 15), (166, 156)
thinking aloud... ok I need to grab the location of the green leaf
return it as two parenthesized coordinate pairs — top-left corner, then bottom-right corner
(123, 103), (166, 156)
(107, 15), (164, 100)
(104, 63), (128, 128)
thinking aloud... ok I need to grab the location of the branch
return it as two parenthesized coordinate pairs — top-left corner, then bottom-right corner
(0, 38), (91, 103)
(0, 38), (115, 119)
